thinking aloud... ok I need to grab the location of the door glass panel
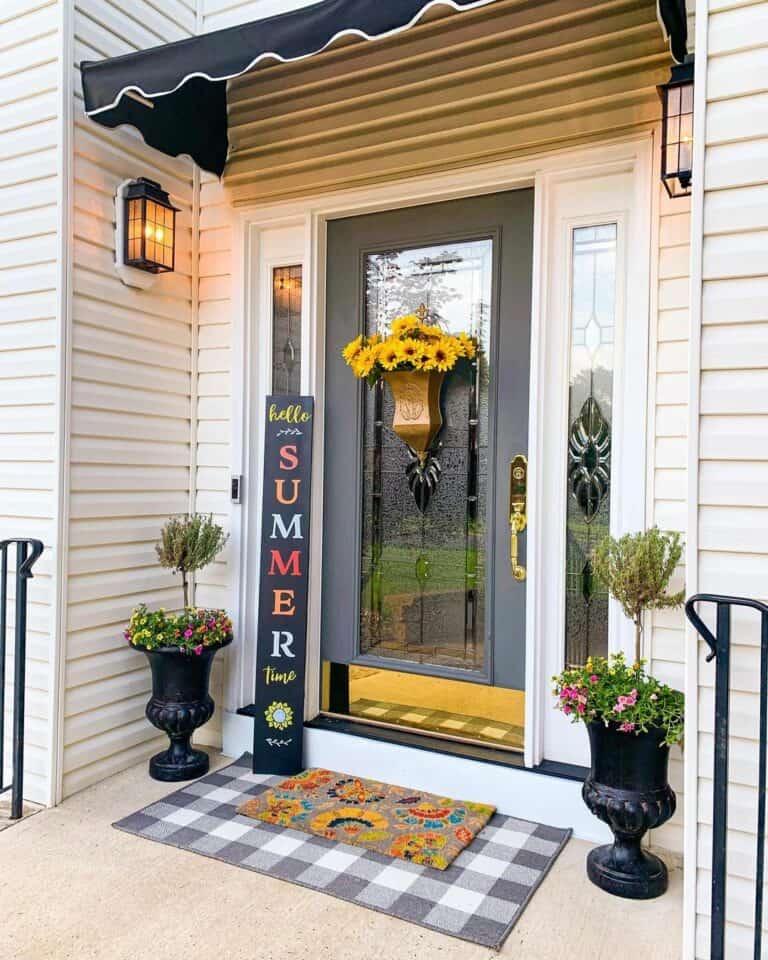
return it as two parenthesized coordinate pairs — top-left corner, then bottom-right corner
(271, 265), (302, 394)
(360, 240), (493, 672)
(564, 224), (617, 665)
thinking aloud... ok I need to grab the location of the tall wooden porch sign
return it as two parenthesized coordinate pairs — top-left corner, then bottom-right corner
(238, 395), (314, 776)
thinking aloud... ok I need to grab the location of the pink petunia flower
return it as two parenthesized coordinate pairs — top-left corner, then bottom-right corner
(619, 722), (636, 733)
(194, 644), (204, 655)
(184, 628), (193, 638)
(590, 675), (599, 684)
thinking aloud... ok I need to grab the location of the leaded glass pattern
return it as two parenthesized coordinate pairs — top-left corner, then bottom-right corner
(564, 224), (617, 666)
(360, 240), (492, 672)
(272, 266), (302, 395)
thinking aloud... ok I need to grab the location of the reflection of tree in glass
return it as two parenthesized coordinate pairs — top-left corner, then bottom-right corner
(365, 249), (466, 332)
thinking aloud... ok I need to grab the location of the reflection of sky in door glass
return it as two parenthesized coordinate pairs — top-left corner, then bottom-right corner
(366, 241), (492, 339)
(360, 239), (494, 673)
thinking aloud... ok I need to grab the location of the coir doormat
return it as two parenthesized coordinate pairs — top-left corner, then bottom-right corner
(113, 755), (571, 950)
(237, 768), (495, 870)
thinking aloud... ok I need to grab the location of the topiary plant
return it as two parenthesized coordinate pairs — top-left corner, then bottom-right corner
(592, 527), (685, 664)
(156, 514), (228, 608)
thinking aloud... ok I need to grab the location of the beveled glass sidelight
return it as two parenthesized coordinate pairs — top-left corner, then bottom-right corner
(124, 178), (178, 273)
(272, 265), (302, 395)
(360, 239), (492, 673)
(564, 224), (617, 666)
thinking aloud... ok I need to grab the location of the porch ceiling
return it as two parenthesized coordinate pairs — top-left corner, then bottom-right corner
(80, 0), (688, 177)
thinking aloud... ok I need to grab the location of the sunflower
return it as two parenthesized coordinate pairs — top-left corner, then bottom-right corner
(419, 323), (444, 339)
(390, 315), (419, 337)
(379, 342), (404, 371)
(424, 339), (458, 372)
(265, 701), (294, 730)
(399, 338), (421, 366)
(352, 345), (379, 378)
(456, 333), (477, 359)
(342, 334), (364, 365)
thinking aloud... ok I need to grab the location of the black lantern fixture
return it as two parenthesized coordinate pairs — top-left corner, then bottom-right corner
(123, 177), (178, 272)
(658, 61), (694, 198)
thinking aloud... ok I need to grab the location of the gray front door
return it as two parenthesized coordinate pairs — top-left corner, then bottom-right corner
(322, 190), (533, 690)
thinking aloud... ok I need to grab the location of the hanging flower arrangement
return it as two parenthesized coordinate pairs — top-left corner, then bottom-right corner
(342, 312), (478, 387)
(342, 309), (480, 470)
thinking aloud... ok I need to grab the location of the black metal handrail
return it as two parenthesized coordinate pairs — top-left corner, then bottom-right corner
(0, 538), (44, 819)
(686, 593), (768, 960)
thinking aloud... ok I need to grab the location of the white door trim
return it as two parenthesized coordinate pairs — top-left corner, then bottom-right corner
(223, 133), (655, 772)
(535, 153), (655, 766)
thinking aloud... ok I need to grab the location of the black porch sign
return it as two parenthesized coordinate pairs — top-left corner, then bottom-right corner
(239, 395), (314, 775)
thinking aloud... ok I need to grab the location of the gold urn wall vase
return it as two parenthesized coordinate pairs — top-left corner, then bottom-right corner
(383, 370), (445, 514)
(383, 369), (445, 464)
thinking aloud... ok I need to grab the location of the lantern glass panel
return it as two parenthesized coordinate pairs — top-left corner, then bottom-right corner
(660, 66), (694, 198)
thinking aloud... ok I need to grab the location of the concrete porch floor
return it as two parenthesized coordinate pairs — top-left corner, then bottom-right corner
(0, 755), (682, 960)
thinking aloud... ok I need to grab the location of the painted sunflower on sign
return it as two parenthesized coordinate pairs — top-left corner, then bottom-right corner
(264, 701), (293, 730)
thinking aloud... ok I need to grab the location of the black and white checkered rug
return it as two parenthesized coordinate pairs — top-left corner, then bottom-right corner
(114, 755), (571, 949)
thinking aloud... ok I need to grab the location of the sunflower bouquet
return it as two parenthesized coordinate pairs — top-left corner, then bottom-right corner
(342, 312), (478, 387)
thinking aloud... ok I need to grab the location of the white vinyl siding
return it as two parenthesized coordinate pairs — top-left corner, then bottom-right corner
(62, 0), (197, 798)
(193, 172), (233, 749)
(201, 0), (318, 33)
(0, 0), (61, 806)
(694, 0), (768, 955)
(222, 0), (670, 204)
(647, 181), (692, 857)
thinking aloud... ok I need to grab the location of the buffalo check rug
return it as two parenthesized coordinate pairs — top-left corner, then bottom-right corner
(114, 754), (571, 950)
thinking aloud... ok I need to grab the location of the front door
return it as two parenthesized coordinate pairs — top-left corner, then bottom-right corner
(321, 191), (534, 739)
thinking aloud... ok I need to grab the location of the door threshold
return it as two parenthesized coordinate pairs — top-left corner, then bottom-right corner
(306, 715), (587, 782)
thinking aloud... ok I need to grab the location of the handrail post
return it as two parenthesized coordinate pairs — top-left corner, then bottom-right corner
(686, 594), (768, 960)
(710, 602), (730, 960)
(0, 546), (7, 793)
(11, 540), (29, 820)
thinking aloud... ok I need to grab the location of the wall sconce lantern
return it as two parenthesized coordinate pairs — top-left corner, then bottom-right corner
(658, 61), (694, 198)
(123, 177), (178, 272)
(114, 177), (178, 288)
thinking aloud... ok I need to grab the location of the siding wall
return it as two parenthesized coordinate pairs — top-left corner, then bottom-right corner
(0, 0), (62, 805)
(648, 180), (692, 856)
(695, 0), (768, 954)
(223, 0), (671, 204)
(63, 0), (198, 797)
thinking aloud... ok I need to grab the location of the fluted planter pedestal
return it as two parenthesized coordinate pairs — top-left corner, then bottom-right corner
(141, 640), (231, 782)
(582, 722), (676, 900)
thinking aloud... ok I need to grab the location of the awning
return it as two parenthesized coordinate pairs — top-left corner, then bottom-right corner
(81, 0), (689, 177)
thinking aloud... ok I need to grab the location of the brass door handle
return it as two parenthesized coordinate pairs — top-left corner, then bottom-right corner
(509, 455), (528, 582)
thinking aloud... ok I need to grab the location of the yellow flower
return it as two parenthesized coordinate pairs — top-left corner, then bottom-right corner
(419, 323), (444, 339)
(456, 333), (477, 358)
(399, 338), (421, 365)
(352, 346), (378, 378)
(390, 315), (419, 336)
(379, 342), (404, 371)
(342, 335), (364, 365)
(423, 339), (458, 372)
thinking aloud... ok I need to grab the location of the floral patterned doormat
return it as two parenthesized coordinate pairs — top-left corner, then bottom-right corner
(237, 768), (495, 870)
(114, 755), (571, 949)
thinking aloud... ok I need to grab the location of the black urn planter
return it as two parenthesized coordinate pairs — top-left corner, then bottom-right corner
(141, 640), (231, 782)
(582, 721), (676, 900)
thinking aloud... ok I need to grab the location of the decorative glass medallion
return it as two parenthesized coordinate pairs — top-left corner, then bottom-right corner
(564, 224), (617, 666)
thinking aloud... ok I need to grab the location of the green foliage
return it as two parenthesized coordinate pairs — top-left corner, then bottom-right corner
(156, 514), (228, 607)
(592, 527), (685, 662)
(125, 604), (232, 654)
(552, 652), (685, 746)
